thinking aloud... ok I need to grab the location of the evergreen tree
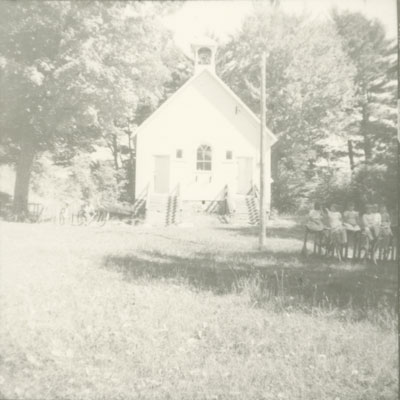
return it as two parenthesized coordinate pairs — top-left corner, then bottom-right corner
(217, 6), (356, 211)
(332, 10), (397, 210)
(332, 10), (397, 167)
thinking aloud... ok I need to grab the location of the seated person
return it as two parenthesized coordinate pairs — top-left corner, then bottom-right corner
(371, 203), (382, 238)
(306, 202), (324, 232)
(325, 204), (347, 245)
(377, 205), (393, 248)
(302, 202), (325, 255)
(362, 204), (375, 241)
(343, 202), (361, 232)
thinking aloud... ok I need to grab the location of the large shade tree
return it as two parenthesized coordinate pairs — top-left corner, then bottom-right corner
(0, 1), (180, 214)
(217, 5), (357, 211)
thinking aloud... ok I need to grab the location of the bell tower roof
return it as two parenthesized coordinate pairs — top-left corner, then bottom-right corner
(191, 36), (218, 75)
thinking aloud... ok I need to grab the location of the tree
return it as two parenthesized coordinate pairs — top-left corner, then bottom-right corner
(217, 5), (357, 211)
(332, 10), (397, 166)
(332, 11), (397, 211)
(0, 1), (180, 215)
(105, 32), (192, 203)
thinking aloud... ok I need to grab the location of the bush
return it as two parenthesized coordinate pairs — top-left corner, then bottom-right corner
(273, 159), (397, 216)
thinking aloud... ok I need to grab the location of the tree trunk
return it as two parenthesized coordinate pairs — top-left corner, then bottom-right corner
(127, 133), (135, 202)
(360, 105), (372, 163)
(13, 134), (36, 216)
(347, 139), (355, 172)
(112, 134), (119, 170)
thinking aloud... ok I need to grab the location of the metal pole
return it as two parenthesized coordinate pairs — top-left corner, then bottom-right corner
(259, 52), (267, 249)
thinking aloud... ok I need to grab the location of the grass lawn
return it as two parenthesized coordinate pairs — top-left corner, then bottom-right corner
(0, 220), (397, 399)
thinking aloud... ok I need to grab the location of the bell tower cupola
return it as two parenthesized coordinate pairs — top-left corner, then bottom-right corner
(191, 37), (218, 75)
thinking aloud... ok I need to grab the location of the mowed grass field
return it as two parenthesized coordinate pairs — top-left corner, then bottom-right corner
(0, 220), (397, 399)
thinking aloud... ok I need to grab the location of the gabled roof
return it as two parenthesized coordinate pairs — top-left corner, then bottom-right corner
(191, 36), (218, 49)
(135, 68), (278, 145)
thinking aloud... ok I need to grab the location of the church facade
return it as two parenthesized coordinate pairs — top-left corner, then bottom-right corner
(135, 40), (277, 213)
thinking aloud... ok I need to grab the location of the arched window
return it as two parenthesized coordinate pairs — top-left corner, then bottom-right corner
(196, 144), (212, 171)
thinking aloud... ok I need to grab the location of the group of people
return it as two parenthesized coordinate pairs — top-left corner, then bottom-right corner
(305, 202), (394, 256)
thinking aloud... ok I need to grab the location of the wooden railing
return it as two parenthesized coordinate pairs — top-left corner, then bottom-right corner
(174, 183), (182, 225)
(224, 185), (236, 216)
(177, 182), (182, 208)
(252, 184), (260, 199)
(131, 183), (149, 217)
(252, 183), (272, 220)
(144, 183), (153, 217)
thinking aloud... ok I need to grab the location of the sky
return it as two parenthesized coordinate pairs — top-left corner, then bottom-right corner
(163, 0), (397, 56)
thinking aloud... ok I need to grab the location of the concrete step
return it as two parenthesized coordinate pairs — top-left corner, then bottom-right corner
(146, 195), (180, 226)
(229, 195), (259, 226)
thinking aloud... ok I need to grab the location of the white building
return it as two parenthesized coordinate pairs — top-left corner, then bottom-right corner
(135, 39), (277, 220)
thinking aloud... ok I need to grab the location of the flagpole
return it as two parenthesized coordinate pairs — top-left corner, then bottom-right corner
(259, 52), (267, 249)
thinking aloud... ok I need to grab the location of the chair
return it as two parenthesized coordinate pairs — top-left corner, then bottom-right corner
(302, 227), (323, 256)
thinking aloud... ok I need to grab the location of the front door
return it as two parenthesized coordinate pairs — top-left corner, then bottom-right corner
(237, 157), (253, 194)
(154, 155), (170, 194)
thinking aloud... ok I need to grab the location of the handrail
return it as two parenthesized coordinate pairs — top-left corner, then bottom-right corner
(224, 185), (236, 216)
(252, 183), (271, 220)
(123, 184), (149, 218)
(144, 183), (152, 214)
(252, 184), (260, 198)
(176, 182), (182, 215)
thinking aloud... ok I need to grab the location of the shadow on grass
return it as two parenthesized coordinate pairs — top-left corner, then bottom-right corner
(102, 248), (397, 317)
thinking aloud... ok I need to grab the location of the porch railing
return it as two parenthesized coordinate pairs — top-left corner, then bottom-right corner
(224, 185), (236, 217)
